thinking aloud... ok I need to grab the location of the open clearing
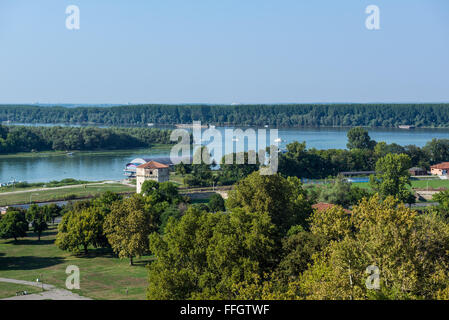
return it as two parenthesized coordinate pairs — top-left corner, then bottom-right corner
(0, 226), (152, 300)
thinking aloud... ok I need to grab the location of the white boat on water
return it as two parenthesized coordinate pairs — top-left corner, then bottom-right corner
(274, 138), (282, 143)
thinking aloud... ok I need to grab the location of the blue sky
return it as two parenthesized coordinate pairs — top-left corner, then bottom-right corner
(0, 0), (448, 104)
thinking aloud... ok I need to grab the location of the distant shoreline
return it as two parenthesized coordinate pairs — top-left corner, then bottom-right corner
(0, 144), (172, 159)
(4, 122), (449, 130)
(2, 103), (449, 128)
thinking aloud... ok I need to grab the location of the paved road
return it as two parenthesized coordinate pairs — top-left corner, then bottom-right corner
(0, 277), (91, 300)
(411, 202), (438, 208)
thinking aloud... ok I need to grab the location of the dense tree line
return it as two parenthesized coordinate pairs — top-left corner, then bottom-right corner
(55, 184), (186, 263)
(2, 104), (449, 127)
(4, 167), (449, 299)
(0, 204), (61, 242)
(176, 129), (449, 187)
(146, 172), (449, 300)
(279, 128), (449, 179)
(0, 125), (173, 153)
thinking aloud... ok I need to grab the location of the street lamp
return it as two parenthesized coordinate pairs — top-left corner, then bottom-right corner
(30, 193), (39, 205)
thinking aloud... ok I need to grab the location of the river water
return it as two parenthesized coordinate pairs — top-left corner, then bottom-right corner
(2, 127), (449, 183)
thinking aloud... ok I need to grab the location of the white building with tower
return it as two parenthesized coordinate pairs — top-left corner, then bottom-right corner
(136, 161), (170, 193)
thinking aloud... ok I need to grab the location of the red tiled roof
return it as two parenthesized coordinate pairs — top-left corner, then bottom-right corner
(137, 161), (169, 169)
(431, 162), (449, 170)
(312, 203), (335, 211)
(312, 203), (351, 213)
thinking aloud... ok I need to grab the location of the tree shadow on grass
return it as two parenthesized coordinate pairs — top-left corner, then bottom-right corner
(3, 239), (54, 246)
(0, 256), (64, 271)
(75, 247), (115, 259)
(27, 229), (58, 239)
(132, 259), (155, 267)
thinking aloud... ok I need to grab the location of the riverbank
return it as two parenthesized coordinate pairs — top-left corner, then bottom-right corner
(0, 144), (172, 159)
(0, 178), (94, 192)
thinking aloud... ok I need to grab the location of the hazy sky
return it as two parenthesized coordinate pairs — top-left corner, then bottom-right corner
(0, 0), (448, 104)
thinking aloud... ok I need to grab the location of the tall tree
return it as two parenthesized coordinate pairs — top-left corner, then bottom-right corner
(56, 206), (107, 254)
(0, 210), (28, 242)
(423, 138), (449, 164)
(370, 153), (414, 203)
(300, 195), (449, 300)
(147, 207), (276, 299)
(208, 194), (225, 213)
(104, 194), (156, 265)
(346, 127), (376, 150)
(26, 204), (49, 241)
(226, 172), (313, 238)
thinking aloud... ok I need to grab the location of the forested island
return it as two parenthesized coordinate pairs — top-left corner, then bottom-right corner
(2, 104), (449, 127)
(0, 125), (172, 154)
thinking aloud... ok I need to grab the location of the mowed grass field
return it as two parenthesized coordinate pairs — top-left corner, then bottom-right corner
(0, 226), (153, 300)
(353, 179), (449, 191)
(0, 183), (135, 206)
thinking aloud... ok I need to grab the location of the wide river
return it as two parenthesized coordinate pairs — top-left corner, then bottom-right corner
(2, 127), (449, 183)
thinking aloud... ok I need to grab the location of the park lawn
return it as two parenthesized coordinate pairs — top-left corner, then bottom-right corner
(410, 179), (449, 189)
(0, 183), (135, 206)
(0, 282), (43, 299)
(0, 226), (153, 300)
(352, 179), (449, 191)
(169, 172), (187, 187)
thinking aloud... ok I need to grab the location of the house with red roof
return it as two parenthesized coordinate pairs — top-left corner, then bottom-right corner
(136, 160), (170, 193)
(312, 202), (351, 213)
(430, 162), (449, 176)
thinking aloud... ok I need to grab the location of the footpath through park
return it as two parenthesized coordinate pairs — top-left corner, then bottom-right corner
(0, 277), (91, 300)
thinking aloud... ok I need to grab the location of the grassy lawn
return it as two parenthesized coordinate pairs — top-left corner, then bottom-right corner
(169, 172), (186, 186)
(410, 179), (449, 189)
(0, 184), (135, 206)
(305, 178), (449, 192)
(0, 226), (152, 300)
(353, 179), (449, 191)
(0, 282), (43, 299)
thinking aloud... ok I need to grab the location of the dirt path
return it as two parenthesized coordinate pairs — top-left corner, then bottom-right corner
(0, 277), (91, 300)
